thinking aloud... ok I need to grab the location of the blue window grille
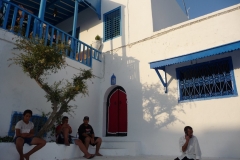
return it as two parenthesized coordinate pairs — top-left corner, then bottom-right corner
(8, 112), (47, 137)
(176, 57), (237, 101)
(103, 7), (121, 41)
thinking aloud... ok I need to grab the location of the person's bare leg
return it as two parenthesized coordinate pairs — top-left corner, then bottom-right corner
(23, 137), (46, 160)
(95, 138), (102, 156)
(84, 137), (91, 150)
(15, 137), (24, 160)
(75, 139), (93, 159)
(62, 127), (70, 146)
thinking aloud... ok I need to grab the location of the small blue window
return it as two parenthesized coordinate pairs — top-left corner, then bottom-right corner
(103, 7), (121, 41)
(176, 57), (237, 101)
(8, 112), (47, 137)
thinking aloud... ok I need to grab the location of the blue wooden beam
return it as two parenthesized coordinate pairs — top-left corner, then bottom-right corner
(155, 67), (168, 93)
(46, 0), (61, 9)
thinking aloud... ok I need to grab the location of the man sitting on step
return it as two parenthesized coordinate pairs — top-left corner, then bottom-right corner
(56, 116), (94, 159)
(78, 116), (103, 156)
(174, 126), (201, 160)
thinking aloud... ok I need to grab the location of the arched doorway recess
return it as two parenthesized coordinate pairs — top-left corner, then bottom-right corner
(106, 86), (127, 136)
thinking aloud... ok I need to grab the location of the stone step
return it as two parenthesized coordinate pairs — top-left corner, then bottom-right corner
(89, 148), (127, 156)
(89, 141), (141, 156)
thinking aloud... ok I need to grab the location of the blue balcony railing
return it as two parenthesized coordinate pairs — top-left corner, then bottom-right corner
(0, 0), (101, 67)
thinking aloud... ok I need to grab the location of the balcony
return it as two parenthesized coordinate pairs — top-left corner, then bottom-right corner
(0, 0), (102, 68)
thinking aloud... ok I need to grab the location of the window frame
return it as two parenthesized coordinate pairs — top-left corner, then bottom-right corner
(176, 56), (238, 102)
(103, 6), (121, 42)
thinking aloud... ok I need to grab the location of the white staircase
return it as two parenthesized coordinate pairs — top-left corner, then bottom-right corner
(0, 141), (141, 160)
(89, 141), (141, 156)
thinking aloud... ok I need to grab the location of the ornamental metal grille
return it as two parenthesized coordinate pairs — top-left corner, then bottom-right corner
(8, 112), (47, 137)
(177, 57), (237, 101)
(104, 7), (121, 41)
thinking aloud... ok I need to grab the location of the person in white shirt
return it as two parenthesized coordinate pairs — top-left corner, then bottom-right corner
(175, 126), (201, 160)
(14, 110), (46, 160)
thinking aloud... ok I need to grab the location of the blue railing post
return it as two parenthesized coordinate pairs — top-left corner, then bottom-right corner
(0, 0), (102, 68)
(11, 7), (18, 30)
(44, 25), (49, 45)
(70, 0), (79, 59)
(25, 15), (31, 37)
(90, 48), (92, 67)
(3, 2), (10, 29)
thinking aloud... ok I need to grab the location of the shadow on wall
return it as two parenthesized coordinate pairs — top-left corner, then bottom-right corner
(142, 83), (185, 129)
(102, 51), (142, 137)
(103, 51), (140, 83)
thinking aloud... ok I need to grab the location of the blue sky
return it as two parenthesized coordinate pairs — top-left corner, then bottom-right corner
(176, 0), (240, 19)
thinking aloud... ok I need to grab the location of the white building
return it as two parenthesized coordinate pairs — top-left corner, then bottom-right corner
(0, 0), (240, 159)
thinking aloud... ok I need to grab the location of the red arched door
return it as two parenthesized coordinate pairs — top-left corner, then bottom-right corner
(106, 86), (127, 136)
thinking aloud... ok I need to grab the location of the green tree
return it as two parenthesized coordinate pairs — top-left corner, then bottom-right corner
(9, 37), (94, 137)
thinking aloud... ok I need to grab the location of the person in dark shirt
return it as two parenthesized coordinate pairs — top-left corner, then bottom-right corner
(56, 116), (94, 159)
(78, 116), (102, 156)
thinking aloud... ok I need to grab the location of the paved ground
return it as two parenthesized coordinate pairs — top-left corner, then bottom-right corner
(69, 156), (175, 160)
(68, 155), (240, 160)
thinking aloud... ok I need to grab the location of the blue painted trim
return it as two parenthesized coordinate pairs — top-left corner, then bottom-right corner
(150, 41), (240, 69)
(229, 56), (238, 96)
(176, 56), (238, 102)
(103, 6), (121, 42)
(178, 94), (238, 103)
(103, 35), (121, 43)
(38, 0), (46, 20)
(155, 68), (168, 93)
(155, 69), (166, 87)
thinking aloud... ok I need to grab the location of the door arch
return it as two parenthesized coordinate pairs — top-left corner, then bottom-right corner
(106, 86), (127, 136)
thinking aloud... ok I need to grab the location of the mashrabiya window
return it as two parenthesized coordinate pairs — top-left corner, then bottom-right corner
(176, 57), (237, 101)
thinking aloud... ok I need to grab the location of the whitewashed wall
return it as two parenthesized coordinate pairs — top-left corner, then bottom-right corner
(1, 1), (240, 159)
(95, 4), (240, 159)
(0, 29), (102, 137)
(56, 0), (187, 47)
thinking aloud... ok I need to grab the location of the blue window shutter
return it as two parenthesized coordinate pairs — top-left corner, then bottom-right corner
(104, 7), (121, 41)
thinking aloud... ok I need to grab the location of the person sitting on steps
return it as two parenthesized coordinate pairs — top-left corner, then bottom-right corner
(14, 109), (46, 160)
(78, 116), (103, 157)
(174, 126), (201, 160)
(56, 116), (95, 159)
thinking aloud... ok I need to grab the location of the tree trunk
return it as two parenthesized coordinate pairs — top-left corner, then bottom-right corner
(37, 105), (65, 137)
